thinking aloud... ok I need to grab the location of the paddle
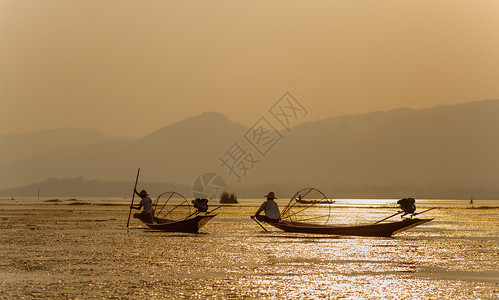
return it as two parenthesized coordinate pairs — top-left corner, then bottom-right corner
(126, 168), (141, 228)
(374, 207), (436, 225)
(373, 211), (403, 224)
(251, 216), (268, 232)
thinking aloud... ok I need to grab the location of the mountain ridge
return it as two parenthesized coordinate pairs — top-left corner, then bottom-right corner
(1, 100), (498, 198)
(0, 127), (133, 164)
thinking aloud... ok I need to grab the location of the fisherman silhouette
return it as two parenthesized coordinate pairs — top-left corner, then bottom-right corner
(130, 189), (154, 223)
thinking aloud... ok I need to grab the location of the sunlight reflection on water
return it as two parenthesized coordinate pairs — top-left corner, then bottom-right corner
(0, 198), (497, 299)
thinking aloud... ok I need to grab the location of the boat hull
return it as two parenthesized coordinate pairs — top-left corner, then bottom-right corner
(142, 215), (216, 233)
(259, 217), (432, 237)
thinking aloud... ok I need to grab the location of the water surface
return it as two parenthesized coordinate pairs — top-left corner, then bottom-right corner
(0, 198), (497, 299)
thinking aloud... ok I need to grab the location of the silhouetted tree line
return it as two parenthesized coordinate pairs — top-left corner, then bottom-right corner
(1, 177), (498, 200)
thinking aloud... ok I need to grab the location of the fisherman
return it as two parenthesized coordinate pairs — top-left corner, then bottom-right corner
(252, 192), (281, 222)
(131, 189), (154, 223)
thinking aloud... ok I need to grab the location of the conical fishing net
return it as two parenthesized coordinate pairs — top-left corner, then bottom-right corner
(280, 188), (335, 225)
(153, 191), (193, 221)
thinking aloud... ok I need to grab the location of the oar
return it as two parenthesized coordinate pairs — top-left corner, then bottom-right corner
(411, 207), (436, 217)
(373, 211), (403, 224)
(126, 168), (141, 228)
(251, 216), (268, 232)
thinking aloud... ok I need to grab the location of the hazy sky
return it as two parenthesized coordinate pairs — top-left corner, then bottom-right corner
(1, 1), (498, 137)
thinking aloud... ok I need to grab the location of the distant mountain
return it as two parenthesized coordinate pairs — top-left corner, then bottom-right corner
(127, 111), (247, 185)
(0, 128), (134, 164)
(0, 177), (190, 198)
(0, 112), (246, 189)
(1, 102), (498, 199)
(246, 100), (499, 190)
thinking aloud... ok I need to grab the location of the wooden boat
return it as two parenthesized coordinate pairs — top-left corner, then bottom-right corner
(252, 188), (434, 237)
(295, 199), (335, 204)
(295, 192), (335, 204)
(256, 215), (432, 237)
(134, 191), (217, 233)
(140, 214), (216, 233)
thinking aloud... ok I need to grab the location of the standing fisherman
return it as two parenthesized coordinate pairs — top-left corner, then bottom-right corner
(130, 189), (154, 223)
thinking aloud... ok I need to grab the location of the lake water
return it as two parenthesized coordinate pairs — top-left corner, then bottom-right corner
(0, 198), (497, 299)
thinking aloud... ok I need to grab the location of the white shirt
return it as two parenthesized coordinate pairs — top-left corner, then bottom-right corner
(257, 199), (281, 220)
(140, 196), (153, 213)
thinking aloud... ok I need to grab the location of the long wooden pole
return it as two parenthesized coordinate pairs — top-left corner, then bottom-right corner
(411, 207), (436, 216)
(126, 168), (140, 228)
(373, 211), (402, 224)
(207, 205), (222, 214)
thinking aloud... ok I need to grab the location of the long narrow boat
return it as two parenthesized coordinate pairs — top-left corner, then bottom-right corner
(256, 215), (432, 237)
(140, 214), (216, 233)
(134, 191), (217, 233)
(295, 199), (335, 204)
(253, 188), (434, 237)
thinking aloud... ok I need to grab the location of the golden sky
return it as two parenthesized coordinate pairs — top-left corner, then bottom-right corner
(1, 1), (498, 137)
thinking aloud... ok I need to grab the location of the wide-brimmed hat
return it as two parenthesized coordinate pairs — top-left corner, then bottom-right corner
(264, 192), (277, 199)
(138, 190), (149, 197)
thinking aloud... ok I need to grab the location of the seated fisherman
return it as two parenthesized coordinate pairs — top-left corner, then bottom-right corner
(131, 189), (154, 223)
(252, 192), (281, 222)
